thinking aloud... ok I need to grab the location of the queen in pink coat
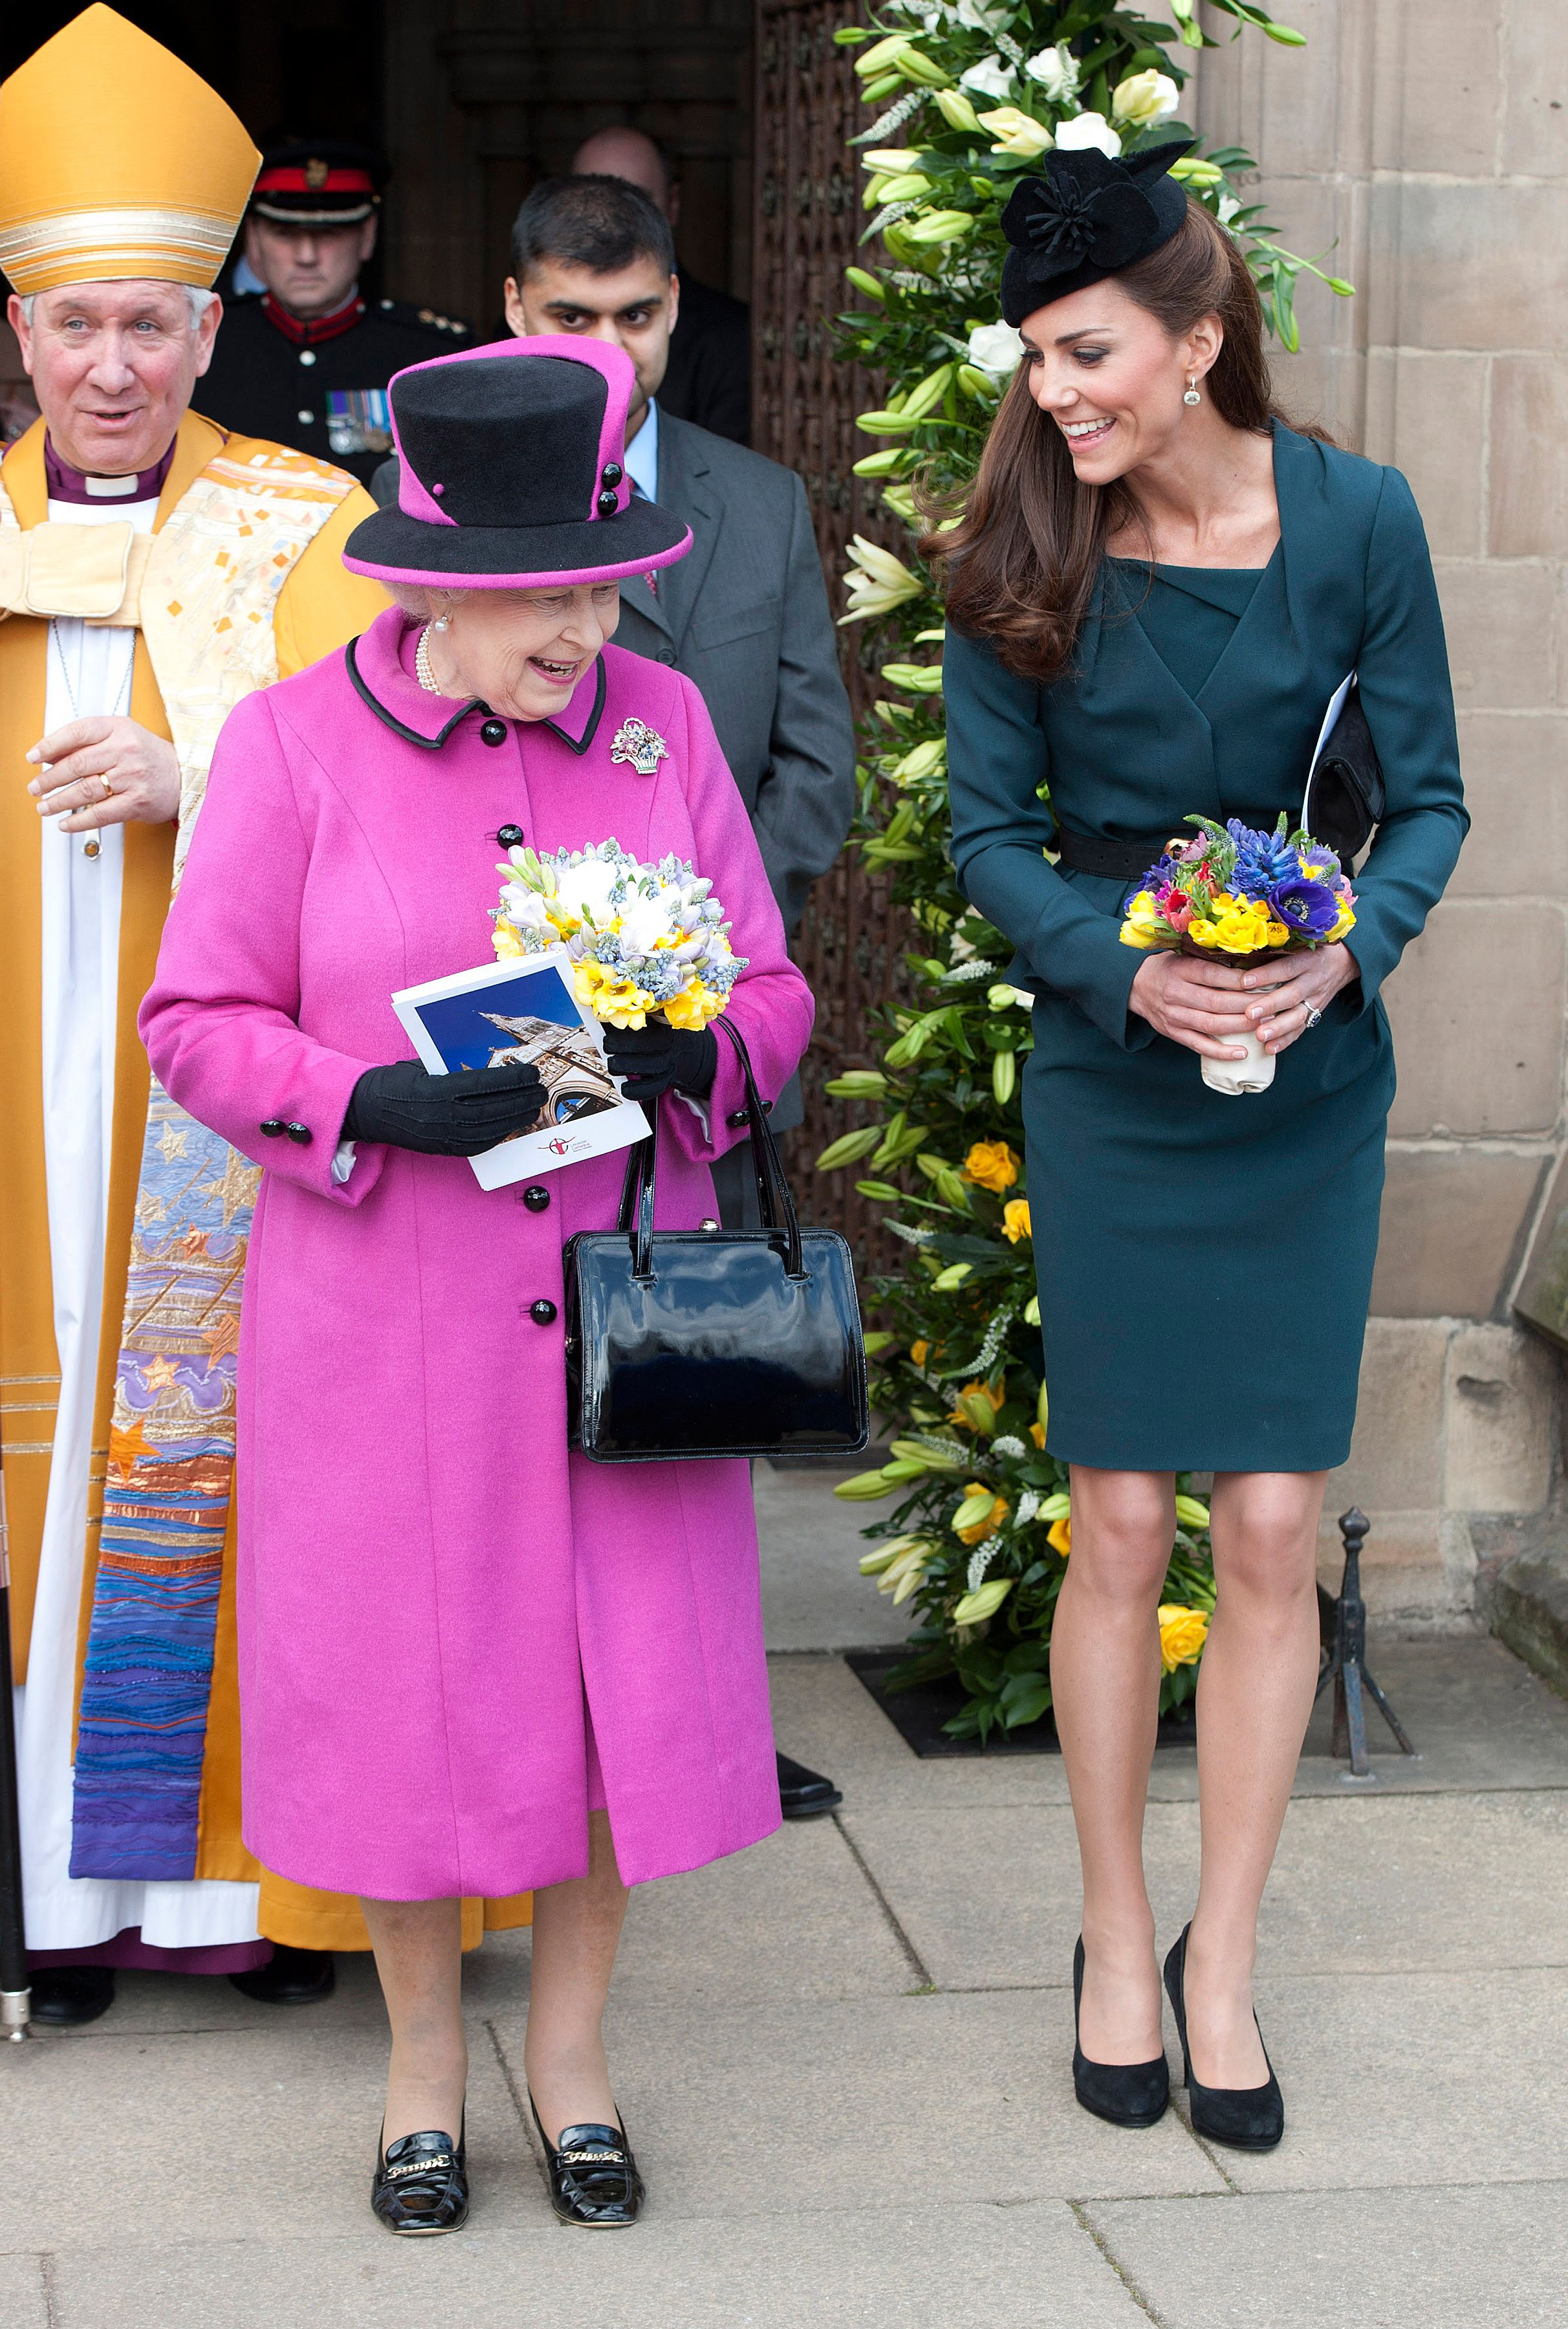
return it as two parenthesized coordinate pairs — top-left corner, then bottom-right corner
(140, 337), (816, 2236)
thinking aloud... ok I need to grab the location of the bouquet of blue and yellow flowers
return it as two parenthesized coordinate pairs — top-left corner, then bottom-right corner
(491, 838), (746, 1031)
(1119, 813), (1356, 961)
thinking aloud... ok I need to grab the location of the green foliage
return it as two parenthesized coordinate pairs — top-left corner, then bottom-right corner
(822, 0), (1339, 1742)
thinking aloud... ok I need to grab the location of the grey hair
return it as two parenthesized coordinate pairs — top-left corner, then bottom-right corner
(386, 584), (470, 619)
(17, 285), (217, 329)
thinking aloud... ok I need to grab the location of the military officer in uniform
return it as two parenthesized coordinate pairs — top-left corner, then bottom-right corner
(195, 138), (470, 485)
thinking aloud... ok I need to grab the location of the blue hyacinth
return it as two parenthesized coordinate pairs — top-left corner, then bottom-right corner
(1226, 818), (1298, 901)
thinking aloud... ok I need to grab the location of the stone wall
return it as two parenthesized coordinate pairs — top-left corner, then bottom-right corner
(1195, 0), (1568, 1622)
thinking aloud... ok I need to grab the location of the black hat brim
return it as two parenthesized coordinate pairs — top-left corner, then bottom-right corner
(342, 494), (692, 588)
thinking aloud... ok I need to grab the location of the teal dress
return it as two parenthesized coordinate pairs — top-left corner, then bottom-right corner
(945, 424), (1468, 1472)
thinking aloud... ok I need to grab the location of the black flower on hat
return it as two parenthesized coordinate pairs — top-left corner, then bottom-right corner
(998, 138), (1195, 327)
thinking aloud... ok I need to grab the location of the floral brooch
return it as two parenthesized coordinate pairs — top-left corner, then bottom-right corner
(609, 717), (670, 777)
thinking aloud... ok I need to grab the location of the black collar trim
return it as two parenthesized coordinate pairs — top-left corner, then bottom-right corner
(345, 633), (481, 749)
(345, 637), (607, 756)
(543, 655), (607, 755)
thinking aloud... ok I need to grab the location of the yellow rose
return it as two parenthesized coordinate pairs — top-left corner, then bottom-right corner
(1157, 1604), (1210, 1673)
(1002, 1198), (1032, 1243)
(948, 1379), (1003, 1434)
(953, 1485), (1010, 1546)
(1047, 1514), (1071, 1557)
(962, 1139), (1021, 1194)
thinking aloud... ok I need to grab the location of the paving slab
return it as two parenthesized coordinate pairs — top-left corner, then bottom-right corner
(0, 2018), (538, 2251)
(611, 1811), (912, 2006)
(0, 2254), (47, 2327)
(490, 1989), (1226, 2213)
(756, 1462), (913, 1653)
(842, 1791), (1568, 1991)
(1206, 1967), (1568, 2192)
(1083, 2182), (1568, 2329)
(48, 2202), (1151, 2329)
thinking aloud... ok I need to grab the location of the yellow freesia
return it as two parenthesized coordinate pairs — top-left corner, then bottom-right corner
(492, 922), (525, 959)
(663, 982), (725, 1030)
(1157, 1604), (1210, 1673)
(1002, 1198), (1032, 1244)
(977, 104), (1053, 159)
(961, 1138), (1020, 1193)
(574, 960), (657, 1029)
(1327, 893), (1356, 941)
(1119, 888), (1169, 950)
(1047, 1514), (1071, 1557)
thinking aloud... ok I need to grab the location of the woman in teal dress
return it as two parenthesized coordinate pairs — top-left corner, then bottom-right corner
(939, 144), (1465, 2150)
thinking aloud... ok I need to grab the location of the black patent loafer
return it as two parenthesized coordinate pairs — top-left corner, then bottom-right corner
(1072, 1936), (1169, 2127)
(1164, 1925), (1284, 2152)
(229, 1945), (335, 2006)
(371, 2120), (469, 2235)
(777, 1751), (843, 1819)
(530, 2096), (644, 2227)
(28, 1965), (116, 2026)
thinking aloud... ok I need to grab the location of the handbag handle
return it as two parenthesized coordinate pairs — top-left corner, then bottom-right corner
(615, 1016), (807, 1282)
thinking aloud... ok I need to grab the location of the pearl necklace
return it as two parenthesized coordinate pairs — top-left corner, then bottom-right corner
(415, 622), (442, 695)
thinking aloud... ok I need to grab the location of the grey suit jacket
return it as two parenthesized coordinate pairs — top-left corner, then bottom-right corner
(371, 408), (856, 1134)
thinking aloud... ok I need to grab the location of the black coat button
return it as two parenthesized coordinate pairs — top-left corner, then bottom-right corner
(479, 718), (508, 747)
(522, 1184), (550, 1212)
(528, 1298), (558, 1326)
(285, 1122), (312, 1145)
(601, 461), (623, 487)
(259, 1118), (285, 1138)
(657, 648), (676, 666)
(497, 823), (525, 848)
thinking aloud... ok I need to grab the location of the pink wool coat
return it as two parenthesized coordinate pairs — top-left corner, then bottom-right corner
(140, 608), (815, 1901)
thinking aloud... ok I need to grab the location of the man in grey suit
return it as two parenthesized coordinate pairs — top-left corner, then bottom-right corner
(371, 175), (856, 1819)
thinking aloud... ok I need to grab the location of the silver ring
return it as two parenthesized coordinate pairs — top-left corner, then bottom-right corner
(1305, 1006), (1322, 1030)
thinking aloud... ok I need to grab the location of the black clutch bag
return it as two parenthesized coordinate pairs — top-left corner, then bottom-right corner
(1301, 679), (1385, 862)
(562, 1019), (870, 1462)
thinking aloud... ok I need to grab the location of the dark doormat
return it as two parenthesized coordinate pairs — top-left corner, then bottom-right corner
(845, 1647), (1197, 1759)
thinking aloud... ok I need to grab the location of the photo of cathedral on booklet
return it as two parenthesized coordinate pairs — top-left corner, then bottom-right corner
(392, 953), (650, 1189)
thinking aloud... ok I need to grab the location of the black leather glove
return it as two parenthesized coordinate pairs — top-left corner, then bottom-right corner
(602, 1023), (719, 1102)
(342, 1059), (547, 1156)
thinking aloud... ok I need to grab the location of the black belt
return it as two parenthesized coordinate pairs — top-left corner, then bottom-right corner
(1054, 827), (1182, 882)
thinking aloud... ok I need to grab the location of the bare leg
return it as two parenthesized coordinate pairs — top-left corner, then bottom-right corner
(1052, 1466), (1175, 2062)
(525, 1809), (631, 2140)
(359, 1896), (467, 2150)
(1184, 1469), (1325, 2087)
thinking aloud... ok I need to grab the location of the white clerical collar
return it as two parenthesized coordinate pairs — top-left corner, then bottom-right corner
(622, 399), (659, 503)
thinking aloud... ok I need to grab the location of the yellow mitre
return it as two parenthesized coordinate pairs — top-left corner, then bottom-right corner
(0, 5), (259, 295)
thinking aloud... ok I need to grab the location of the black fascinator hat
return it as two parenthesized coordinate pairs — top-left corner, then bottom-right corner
(999, 138), (1194, 327)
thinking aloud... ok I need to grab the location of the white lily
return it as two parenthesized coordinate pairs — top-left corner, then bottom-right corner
(1054, 109), (1121, 157)
(966, 319), (1025, 378)
(1023, 41), (1079, 103)
(958, 52), (1014, 102)
(840, 533), (924, 626)
(954, 0), (1012, 28)
(1111, 69), (1181, 130)
(1217, 192), (1241, 226)
(977, 104), (1052, 159)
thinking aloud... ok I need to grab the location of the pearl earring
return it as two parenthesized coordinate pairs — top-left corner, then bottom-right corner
(1183, 377), (1202, 406)
(433, 615), (450, 631)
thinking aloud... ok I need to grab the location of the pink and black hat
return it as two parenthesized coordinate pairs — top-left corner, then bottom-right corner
(341, 334), (691, 588)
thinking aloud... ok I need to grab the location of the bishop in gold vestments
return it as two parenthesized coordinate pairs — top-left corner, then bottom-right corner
(0, 8), (527, 2010)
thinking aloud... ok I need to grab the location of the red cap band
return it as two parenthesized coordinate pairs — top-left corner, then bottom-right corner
(254, 166), (376, 195)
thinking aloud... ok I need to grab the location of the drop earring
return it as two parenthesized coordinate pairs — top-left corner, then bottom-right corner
(1183, 377), (1202, 406)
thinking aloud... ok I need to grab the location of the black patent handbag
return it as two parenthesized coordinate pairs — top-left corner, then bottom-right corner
(563, 1019), (870, 1462)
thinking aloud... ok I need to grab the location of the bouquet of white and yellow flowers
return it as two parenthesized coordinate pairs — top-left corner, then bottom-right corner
(491, 838), (746, 1031)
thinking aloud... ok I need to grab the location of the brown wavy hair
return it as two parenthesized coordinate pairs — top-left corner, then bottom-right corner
(924, 199), (1325, 683)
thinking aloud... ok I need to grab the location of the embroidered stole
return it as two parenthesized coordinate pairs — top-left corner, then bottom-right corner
(0, 446), (356, 1879)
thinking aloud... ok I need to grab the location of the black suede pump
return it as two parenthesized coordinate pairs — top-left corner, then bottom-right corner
(1071, 1936), (1170, 2127)
(1163, 1925), (1284, 2151)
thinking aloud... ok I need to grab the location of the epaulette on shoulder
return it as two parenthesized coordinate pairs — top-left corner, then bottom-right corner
(377, 296), (470, 338)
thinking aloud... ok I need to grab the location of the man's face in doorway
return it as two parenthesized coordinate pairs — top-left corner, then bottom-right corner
(503, 256), (679, 437)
